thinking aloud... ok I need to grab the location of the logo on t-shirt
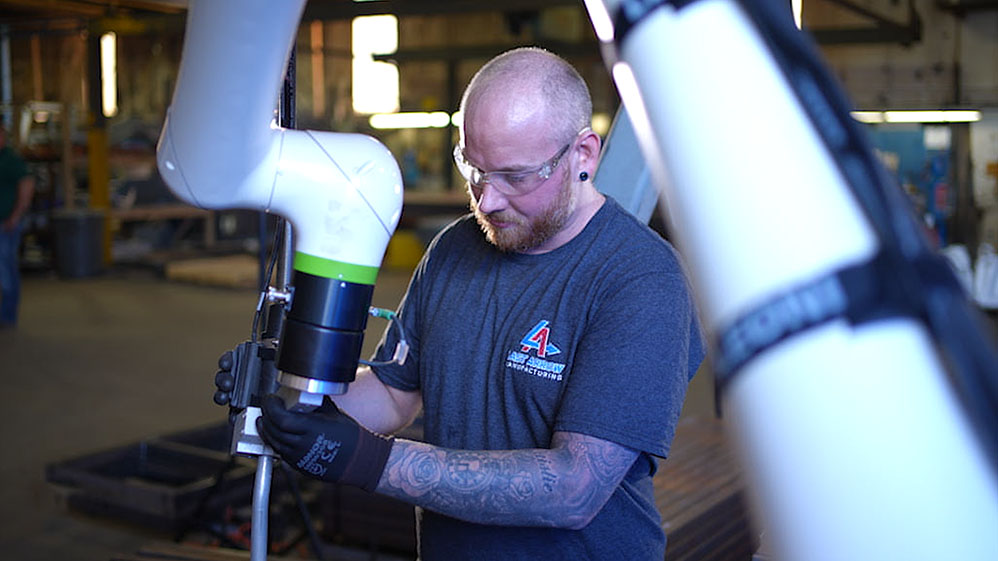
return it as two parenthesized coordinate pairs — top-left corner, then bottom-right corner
(506, 320), (566, 382)
(519, 320), (561, 358)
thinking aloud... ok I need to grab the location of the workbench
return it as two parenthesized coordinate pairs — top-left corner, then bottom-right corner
(111, 203), (217, 248)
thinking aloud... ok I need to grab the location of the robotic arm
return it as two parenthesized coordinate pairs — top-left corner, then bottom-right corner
(157, 0), (402, 405)
(586, 0), (998, 559)
(157, 4), (402, 556)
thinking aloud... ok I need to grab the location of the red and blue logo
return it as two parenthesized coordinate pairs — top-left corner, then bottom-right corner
(519, 320), (561, 358)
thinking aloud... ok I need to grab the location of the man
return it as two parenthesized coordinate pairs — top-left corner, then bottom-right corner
(0, 126), (34, 328)
(259, 47), (705, 560)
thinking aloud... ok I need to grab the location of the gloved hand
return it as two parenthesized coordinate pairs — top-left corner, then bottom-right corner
(257, 394), (393, 492)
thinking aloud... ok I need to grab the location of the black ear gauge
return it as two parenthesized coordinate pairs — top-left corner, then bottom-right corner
(579, 171), (589, 181)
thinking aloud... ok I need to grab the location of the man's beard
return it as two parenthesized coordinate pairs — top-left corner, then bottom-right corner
(470, 172), (575, 253)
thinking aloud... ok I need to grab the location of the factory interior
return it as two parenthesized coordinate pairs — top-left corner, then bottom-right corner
(0, 0), (997, 560)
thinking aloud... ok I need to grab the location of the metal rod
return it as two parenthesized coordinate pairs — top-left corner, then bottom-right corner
(250, 455), (274, 561)
(249, 43), (297, 561)
(258, 213), (268, 292)
(280, 221), (293, 288)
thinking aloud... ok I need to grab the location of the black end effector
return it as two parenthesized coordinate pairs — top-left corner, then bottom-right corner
(276, 270), (374, 387)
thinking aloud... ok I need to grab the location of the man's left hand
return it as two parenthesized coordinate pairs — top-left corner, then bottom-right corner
(257, 394), (393, 492)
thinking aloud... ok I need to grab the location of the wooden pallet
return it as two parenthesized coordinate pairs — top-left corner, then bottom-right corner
(163, 254), (259, 289)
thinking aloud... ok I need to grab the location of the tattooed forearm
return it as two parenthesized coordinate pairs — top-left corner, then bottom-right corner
(560, 432), (637, 485)
(533, 451), (559, 493)
(374, 432), (639, 529)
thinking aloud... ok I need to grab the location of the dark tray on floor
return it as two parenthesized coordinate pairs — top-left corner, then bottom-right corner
(46, 423), (256, 530)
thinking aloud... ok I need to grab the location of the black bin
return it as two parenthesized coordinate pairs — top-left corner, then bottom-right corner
(52, 208), (105, 278)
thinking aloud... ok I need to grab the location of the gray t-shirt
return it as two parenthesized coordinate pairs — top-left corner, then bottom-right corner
(372, 197), (705, 560)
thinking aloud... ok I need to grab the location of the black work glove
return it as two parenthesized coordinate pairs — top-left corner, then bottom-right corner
(257, 394), (393, 492)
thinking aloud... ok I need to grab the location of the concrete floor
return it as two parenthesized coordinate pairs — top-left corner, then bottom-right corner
(0, 261), (717, 561)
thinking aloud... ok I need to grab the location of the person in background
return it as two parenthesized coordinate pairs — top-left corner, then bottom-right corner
(259, 47), (705, 560)
(0, 125), (34, 329)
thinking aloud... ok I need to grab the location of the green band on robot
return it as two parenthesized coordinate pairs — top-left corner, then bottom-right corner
(293, 251), (378, 285)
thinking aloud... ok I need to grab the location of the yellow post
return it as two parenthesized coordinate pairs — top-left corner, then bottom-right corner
(86, 126), (111, 263)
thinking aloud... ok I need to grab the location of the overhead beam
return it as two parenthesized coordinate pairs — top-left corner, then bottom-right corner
(811, 25), (921, 45)
(0, 18), (87, 36)
(371, 39), (600, 64)
(303, 0), (579, 20)
(823, 0), (912, 28)
(0, 0), (105, 18)
(936, 0), (998, 14)
(60, 0), (186, 13)
(808, 0), (922, 45)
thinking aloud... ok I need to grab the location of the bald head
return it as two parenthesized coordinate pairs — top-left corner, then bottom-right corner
(460, 48), (592, 147)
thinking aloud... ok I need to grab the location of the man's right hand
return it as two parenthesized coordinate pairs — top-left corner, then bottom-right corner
(257, 394), (394, 492)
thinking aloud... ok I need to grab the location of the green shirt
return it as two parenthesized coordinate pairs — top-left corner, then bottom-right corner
(0, 146), (29, 220)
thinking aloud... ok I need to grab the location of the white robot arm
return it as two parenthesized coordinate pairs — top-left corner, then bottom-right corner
(586, 0), (998, 559)
(156, 0), (402, 398)
(157, 4), (403, 557)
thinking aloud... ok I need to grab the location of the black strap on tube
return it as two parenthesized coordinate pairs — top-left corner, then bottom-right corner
(713, 248), (966, 381)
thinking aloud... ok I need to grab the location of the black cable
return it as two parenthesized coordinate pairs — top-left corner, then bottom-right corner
(251, 220), (285, 344)
(278, 460), (326, 560)
(173, 456), (239, 543)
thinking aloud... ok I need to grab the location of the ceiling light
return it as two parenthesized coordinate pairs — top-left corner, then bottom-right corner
(100, 32), (117, 118)
(850, 111), (884, 124)
(851, 110), (982, 124)
(884, 110), (981, 123)
(369, 111), (451, 129)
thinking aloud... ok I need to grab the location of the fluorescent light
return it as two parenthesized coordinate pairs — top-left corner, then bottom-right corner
(369, 111), (451, 129)
(851, 110), (982, 124)
(352, 14), (397, 56)
(450, 111), (463, 129)
(884, 110), (981, 123)
(352, 60), (399, 114)
(850, 111), (884, 123)
(352, 15), (399, 114)
(100, 32), (117, 117)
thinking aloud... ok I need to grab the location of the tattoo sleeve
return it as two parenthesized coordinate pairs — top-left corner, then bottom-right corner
(374, 431), (639, 529)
